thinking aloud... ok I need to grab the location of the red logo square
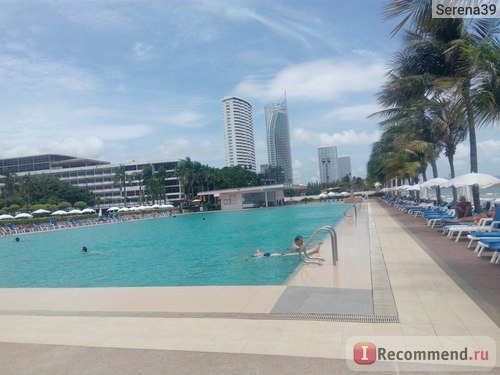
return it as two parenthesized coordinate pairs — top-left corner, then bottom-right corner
(353, 342), (376, 364)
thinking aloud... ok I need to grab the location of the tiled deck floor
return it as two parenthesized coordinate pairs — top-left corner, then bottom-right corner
(0, 201), (498, 373)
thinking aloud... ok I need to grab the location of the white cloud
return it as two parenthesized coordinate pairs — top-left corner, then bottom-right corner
(97, 124), (153, 141)
(0, 55), (97, 92)
(133, 42), (155, 61)
(320, 103), (382, 124)
(0, 136), (104, 160)
(160, 111), (205, 128)
(293, 128), (381, 146)
(54, 4), (135, 33)
(150, 137), (221, 165)
(234, 59), (386, 102)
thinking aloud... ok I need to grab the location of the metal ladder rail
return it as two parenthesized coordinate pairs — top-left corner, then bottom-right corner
(343, 204), (357, 218)
(299, 225), (338, 266)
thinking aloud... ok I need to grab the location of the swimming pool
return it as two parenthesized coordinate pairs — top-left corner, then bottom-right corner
(0, 203), (351, 288)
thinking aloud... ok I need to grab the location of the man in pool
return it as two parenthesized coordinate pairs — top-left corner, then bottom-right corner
(290, 234), (322, 255)
(252, 235), (322, 258)
(80, 246), (88, 253)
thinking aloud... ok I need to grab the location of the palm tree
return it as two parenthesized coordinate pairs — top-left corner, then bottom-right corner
(113, 164), (127, 206)
(154, 166), (167, 203)
(141, 164), (154, 204)
(0, 168), (17, 208)
(384, 0), (500, 212)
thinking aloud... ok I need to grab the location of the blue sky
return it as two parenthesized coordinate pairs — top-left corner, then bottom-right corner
(1, 0), (498, 184)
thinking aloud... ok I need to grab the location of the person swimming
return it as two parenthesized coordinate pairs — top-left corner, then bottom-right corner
(252, 250), (282, 258)
(80, 246), (88, 253)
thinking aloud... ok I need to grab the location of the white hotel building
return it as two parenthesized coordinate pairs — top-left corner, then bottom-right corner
(0, 154), (183, 207)
(222, 96), (256, 172)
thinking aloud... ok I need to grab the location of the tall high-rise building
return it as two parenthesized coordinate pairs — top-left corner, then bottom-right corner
(338, 155), (352, 180)
(265, 95), (293, 185)
(221, 96), (256, 172)
(318, 146), (339, 183)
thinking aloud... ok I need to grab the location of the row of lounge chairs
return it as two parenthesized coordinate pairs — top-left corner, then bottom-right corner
(382, 197), (500, 265)
(0, 212), (173, 237)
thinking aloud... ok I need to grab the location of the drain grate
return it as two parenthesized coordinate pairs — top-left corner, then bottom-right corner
(0, 309), (399, 323)
(269, 313), (399, 323)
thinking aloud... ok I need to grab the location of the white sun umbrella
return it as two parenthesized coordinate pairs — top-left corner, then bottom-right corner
(51, 210), (68, 216)
(442, 172), (500, 188)
(15, 213), (33, 219)
(406, 184), (421, 191)
(0, 214), (15, 220)
(163, 204), (174, 209)
(420, 177), (449, 188)
(138, 205), (147, 210)
(107, 207), (120, 212)
(394, 185), (412, 192)
(81, 208), (96, 214)
(151, 204), (160, 209)
(32, 208), (51, 215)
(340, 192), (351, 196)
(129, 206), (140, 211)
(68, 209), (83, 215)
(118, 207), (130, 212)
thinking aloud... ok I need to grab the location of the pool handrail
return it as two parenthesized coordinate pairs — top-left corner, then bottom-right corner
(343, 204), (357, 218)
(299, 225), (338, 266)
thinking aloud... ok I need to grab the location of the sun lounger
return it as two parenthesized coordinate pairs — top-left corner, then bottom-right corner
(445, 218), (497, 242)
(475, 238), (500, 257)
(467, 231), (500, 248)
(490, 243), (500, 264)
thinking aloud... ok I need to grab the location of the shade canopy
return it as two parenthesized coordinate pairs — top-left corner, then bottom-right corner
(51, 210), (68, 216)
(442, 173), (500, 188)
(15, 213), (33, 219)
(420, 178), (449, 188)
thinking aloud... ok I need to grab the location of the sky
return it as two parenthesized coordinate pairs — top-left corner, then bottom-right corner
(0, 0), (498, 185)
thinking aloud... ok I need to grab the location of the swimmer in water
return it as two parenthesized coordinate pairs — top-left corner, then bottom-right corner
(80, 246), (88, 253)
(252, 250), (282, 258)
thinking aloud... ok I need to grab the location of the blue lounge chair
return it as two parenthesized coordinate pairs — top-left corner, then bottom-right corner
(489, 243), (500, 264)
(467, 231), (500, 248)
(476, 238), (500, 258)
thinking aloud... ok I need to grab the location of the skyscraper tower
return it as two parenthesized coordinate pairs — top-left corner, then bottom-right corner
(318, 146), (339, 183)
(337, 155), (352, 180)
(265, 95), (293, 185)
(221, 97), (256, 172)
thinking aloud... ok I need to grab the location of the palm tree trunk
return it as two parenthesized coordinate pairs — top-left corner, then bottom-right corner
(464, 84), (481, 213)
(446, 153), (458, 203)
(430, 161), (442, 203)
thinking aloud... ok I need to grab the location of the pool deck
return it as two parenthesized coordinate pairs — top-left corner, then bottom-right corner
(0, 201), (499, 374)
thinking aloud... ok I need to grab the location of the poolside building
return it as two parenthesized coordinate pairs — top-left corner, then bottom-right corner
(0, 154), (183, 207)
(197, 184), (285, 210)
(265, 95), (293, 185)
(222, 96), (256, 172)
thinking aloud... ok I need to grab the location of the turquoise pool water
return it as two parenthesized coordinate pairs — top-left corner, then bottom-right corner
(0, 203), (350, 288)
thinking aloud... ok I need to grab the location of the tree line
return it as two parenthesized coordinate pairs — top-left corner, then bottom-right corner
(367, 0), (499, 212)
(0, 168), (96, 213)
